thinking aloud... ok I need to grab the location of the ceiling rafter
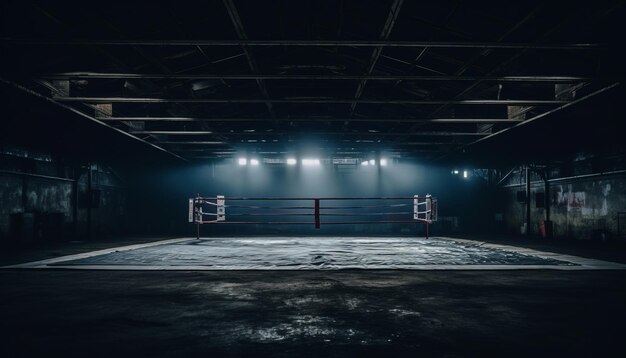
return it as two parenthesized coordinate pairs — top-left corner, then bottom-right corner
(348, 0), (404, 118)
(39, 73), (595, 82)
(97, 117), (522, 123)
(1, 38), (603, 49)
(54, 97), (568, 105)
(222, 0), (276, 119)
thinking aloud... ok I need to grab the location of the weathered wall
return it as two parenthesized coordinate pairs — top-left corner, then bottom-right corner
(501, 168), (626, 240)
(76, 165), (127, 237)
(0, 147), (128, 245)
(0, 174), (24, 241)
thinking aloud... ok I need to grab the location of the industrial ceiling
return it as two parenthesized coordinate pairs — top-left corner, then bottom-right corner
(1, 0), (622, 163)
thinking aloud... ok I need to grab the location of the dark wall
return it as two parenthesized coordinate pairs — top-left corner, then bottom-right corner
(500, 154), (626, 240)
(0, 148), (127, 245)
(0, 82), (181, 245)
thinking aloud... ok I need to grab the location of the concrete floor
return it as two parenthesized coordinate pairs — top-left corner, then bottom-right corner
(1, 236), (626, 357)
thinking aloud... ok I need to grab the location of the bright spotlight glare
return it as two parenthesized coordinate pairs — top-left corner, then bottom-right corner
(238, 158), (247, 166)
(250, 159), (259, 166)
(361, 161), (369, 166)
(302, 159), (320, 166)
(369, 159), (375, 165)
(286, 158), (297, 165)
(453, 170), (459, 174)
(463, 170), (468, 178)
(380, 158), (388, 166)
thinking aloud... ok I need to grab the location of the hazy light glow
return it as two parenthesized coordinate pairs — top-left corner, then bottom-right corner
(302, 158), (320, 166)
(369, 159), (376, 165)
(250, 159), (259, 166)
(287, 158), (297, 165)
(238, 158), (247, 166)
(361, 161), (369, 166)
(463, 170), (468, 178)
(380, 158), (388, 166)
(453, 170), (459, 174)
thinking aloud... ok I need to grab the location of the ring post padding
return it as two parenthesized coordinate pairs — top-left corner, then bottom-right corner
(430, 198), (438, 222)
(194, 198), (202, 223)
(413, 195), (420, 220)
(188, 199), (194, 223)
(216, 195), (226, 221)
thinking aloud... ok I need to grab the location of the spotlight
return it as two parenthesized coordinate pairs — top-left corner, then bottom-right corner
(369, 159), (375, 165)
(302, 159), (320, 166)
(463, 170), (468, 178)
(380, 158), (388, 166)
(453, 170), (459, 174)
(238, 158), (247, 166)
(286, 158), (297, 165)
(250, 159), (259, 166)
(361, 161), (369, 166)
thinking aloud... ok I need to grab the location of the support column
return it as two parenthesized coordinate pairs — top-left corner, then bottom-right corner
(72, 166), (79, 240)
(525, 166), (531, 236)
(544, 170), (552, 238)
(86, 163), (92, 240)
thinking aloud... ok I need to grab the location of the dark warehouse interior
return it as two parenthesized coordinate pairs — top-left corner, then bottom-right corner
(1, 1), (626, 356)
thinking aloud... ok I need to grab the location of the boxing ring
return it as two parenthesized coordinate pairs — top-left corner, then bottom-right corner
(6, 194), (626, 270)
(189, 195), (438, 238)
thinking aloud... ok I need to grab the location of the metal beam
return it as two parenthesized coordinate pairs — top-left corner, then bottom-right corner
(435, 82), (621, 161)
(0, 77), (187, 162)
(39, 73), (594, 82)
(100, 116), (521, 123)
(402, 142), (465, 145)
(156, 131), (488, 137)
(1, 38), (602, 49)
(55, 97), (567, 105)
(422, 6), (592, 123)
(222, 0), (276, 119)
(393, 3), (463, 87)
(130, 131), (213, 135)
(156, 141), (227, 145)
(349, 0), (404, 116)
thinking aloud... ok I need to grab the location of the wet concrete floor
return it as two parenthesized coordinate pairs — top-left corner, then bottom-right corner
(1, 269), (625, 357)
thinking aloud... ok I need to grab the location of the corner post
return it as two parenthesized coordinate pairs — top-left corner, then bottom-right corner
(196, 194), (200, 240)
(314, 199), (320, 229)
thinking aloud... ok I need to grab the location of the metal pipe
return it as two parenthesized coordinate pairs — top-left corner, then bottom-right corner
(54, 96), (568, 105)
(39, 72), (596, 82)
(502, 169), (626, 188)
(101, 116), (521, 123)
(155, 132), (488, 140)
(2, 38), (602, 49)
(130, 131), (213, 135)
(0, 170), (76, 182)
(496, 168), (517, 186)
